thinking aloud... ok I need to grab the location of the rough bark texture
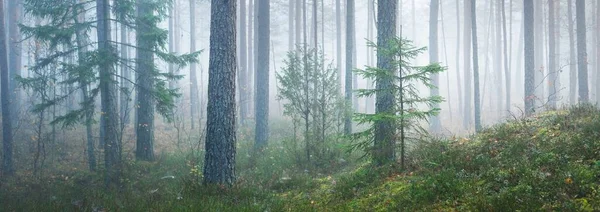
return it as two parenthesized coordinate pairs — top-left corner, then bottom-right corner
(463, 0), (472, 129)
(524, 0), (535, 115)
(429, 0), (441, 133)
(96, 0), (121, 186)
(344, 0), (354, 135)
(547, 0), (557, 108)
(471, 0), (481, 132)
(203, 0), (237, 186)
(575, 0), (588, 102)
(135, 0), (155, 161)
(0, 0), (14, 176)
(254, 0), (270, 149)
(374, 0), (397, 165)
(190, 0), (199, 129)
(567, 0), (577, 104)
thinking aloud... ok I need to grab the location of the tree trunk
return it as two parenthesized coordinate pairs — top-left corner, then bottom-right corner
(203, 0), (237, 186)
(547, 0), (557, 108)
(576, 0), (588, 102)
(96, 0), (120, 186)
(344, 0), (354, 135)
(471, 0), (481, 132)
(73, 0), (95, 171)
(248, 0), (255, 117)
(190, 0), (199, 129)
(429, 0), (441, 133)
(336, 0), (342, 88)
(534, 0), (544, 106)
(254, 0), (270, 149)
(502, 0), (511, 113)
(239, 0), (248, 126)
(463, 0), (472, 129)
(135, 0), (156, 161)
(455, 0), (463, 121)
(0, 0), (14, 176)
(121, 5), (131, 126)
(597, 0), (600, 104)
(374, 0), (396, 165)
(495, 0), (503, 113)
(8, 0), (21, 126)
(524, 0), (535, 115)
(568, 0), (577, 104)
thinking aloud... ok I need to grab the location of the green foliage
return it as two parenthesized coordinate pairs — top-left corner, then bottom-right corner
(19, 0), (200, 127)
(276, 48), (347, 167)
(351, 37), (445, 162)
(288, 105), (600, 211)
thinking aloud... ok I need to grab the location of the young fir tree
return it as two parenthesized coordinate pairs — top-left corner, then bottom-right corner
(353, 37), (444, 170)
(276, 48), (345, 166)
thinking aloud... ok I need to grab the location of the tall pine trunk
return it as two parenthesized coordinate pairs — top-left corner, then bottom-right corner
(568, 0), (577, 104)
(0, 0), (14, 176)
(471, 0), (481, 132)
(576, 0), (588, 102)
(254, 0), (270, 149)
(135, 0), (156, 161)
(239, 0), (248, 125)
(524, 0), (535, 115)
(8, 0), (21, 126)
(73, 0), (96, 171)
(96, 0), (120, 186)
(189, 0), (199, 129)
(429, 0), (441, 133)
(463, 0), (472, 129)
(502, 0), (511, 112)
(374, 0), (397, 166)
(344, 0), (354, 135)
(547, 0), (557, 108)
(203, 0), (237, 186)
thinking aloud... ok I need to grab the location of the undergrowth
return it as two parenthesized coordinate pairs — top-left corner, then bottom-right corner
(2, 105), (600, 211)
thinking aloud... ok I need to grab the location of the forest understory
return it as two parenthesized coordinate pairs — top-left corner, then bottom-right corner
(1, 105), (599, 211)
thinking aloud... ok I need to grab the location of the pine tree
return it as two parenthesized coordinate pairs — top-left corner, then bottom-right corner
(203, 0), (237, 186)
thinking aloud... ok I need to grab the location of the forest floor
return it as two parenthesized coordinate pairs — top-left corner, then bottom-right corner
(2, 105), (600, 211)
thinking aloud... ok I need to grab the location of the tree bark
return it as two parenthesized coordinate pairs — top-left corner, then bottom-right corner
(429, 0), (441, 133)
(8, 0), (21, 125)
(135, 0), (156, 161)
(576, 0), (588, 102)
(524, 0), (535, 115)
(455, 0), (463, 121)
(374, 0), (396, 165)
(502, 0), (511, 112)
(203, 0), (237, 186)
(0, 0), (14, 176)
(73, 0), (96, 171)
(254, 0), (270, 149)
(189, 0), (200, 129)
(97, 0), (121, 186)
(567, 0), (577, 104)
(239, 0), (248, 125)
(344, 0), (354, 135)
(471, 0), (481, 132)
(463, 0), (472, 129)
(547, 0), (557, 108)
